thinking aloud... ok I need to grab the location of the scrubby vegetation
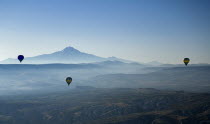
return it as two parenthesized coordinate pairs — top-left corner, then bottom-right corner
(0, 88), (209, 124)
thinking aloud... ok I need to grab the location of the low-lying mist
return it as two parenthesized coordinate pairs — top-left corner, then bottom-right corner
(0, 62), (210, 95)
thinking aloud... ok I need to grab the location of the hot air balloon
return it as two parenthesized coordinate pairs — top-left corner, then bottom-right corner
(18, 55), (24, 63)
(66, 77), (72, 86)
(183, 58), (190, 66)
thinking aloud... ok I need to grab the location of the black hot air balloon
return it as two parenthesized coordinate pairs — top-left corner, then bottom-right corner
(66, 77), (72, 86)
(18, 55), (24, 63)
(183, 58), (190, 66)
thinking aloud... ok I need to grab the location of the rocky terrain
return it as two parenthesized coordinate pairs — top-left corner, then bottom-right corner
(0, 88), (209, 124)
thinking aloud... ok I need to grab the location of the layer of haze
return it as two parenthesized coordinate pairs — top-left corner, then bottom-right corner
(0, 0), (210, 64)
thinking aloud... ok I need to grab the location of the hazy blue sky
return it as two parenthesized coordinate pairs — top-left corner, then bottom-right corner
(0, 0), (210, 64)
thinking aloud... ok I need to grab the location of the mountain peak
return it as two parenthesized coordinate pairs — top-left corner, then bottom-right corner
(61, 46), (80, 53)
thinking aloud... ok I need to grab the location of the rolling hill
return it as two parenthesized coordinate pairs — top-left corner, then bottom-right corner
(87, 66), (210, 92)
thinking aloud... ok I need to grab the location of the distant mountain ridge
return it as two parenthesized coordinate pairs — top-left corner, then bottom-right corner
(0, 46), (135, 64)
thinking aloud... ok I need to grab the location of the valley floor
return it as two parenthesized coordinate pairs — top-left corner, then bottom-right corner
(0, 88), (210, 124)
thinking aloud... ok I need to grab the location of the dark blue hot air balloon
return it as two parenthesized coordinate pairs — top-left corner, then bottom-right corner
(18, 55), (24, 63)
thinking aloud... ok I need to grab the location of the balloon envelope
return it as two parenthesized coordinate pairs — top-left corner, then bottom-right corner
(18, 55), (24, 63)
(183, 58), (190, 66)
(66, 77), (72, 86)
